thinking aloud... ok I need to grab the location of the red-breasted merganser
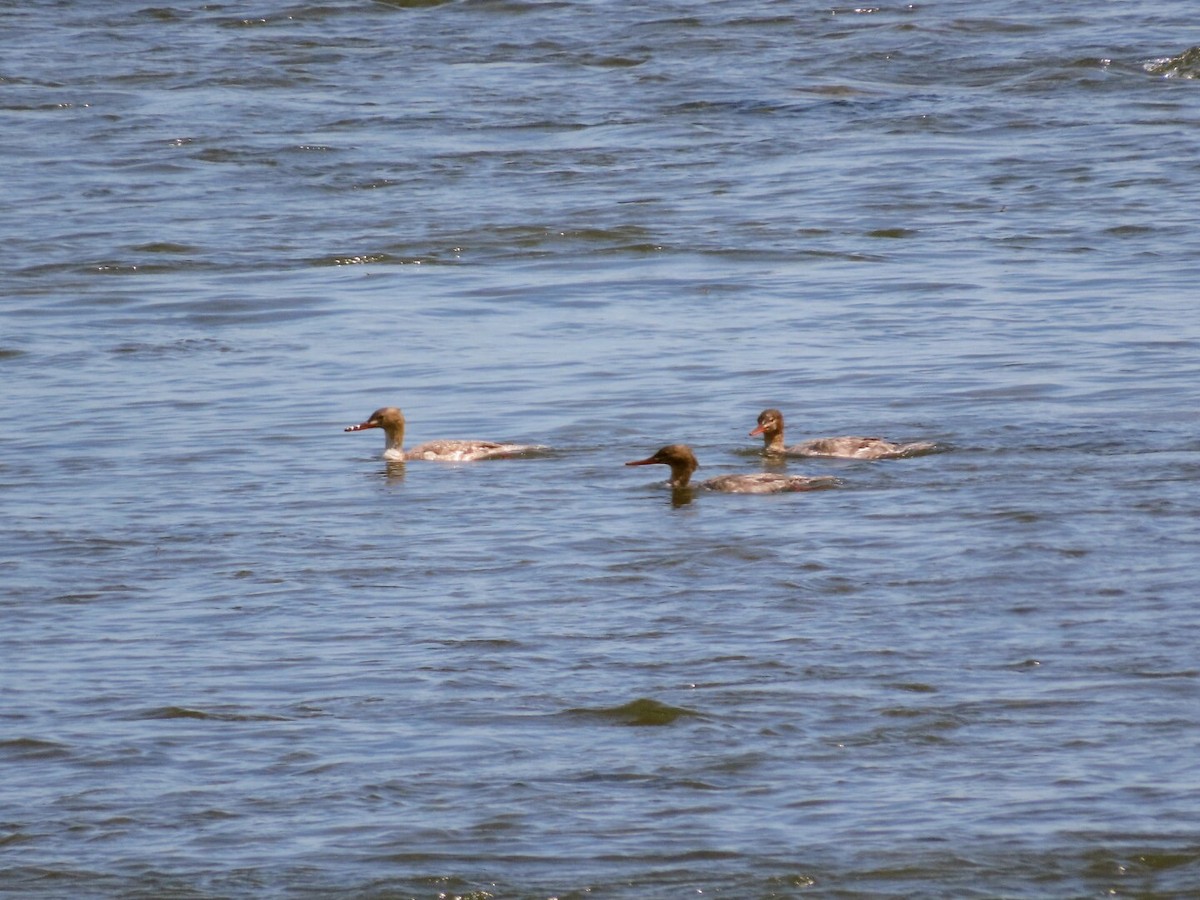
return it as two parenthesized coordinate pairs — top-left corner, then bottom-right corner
(750, 408), (937, 460)
(344, 406), (542, 462)
(625, 444), (841, 494)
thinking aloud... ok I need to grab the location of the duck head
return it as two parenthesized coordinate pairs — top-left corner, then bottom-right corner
(749, 408), (786, 452)
(625, 444), (699, 489)
(345, 406), (406, 455)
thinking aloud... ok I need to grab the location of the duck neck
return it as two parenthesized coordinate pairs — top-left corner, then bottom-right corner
(668, 461), (695, 489)
(382, 423), (406, 456)
(761, 427), (787, 454)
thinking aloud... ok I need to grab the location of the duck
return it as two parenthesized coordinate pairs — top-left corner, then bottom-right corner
(625, 444), (841, 494)
(344, 406), (542, 462)
(750, 408), (937, 460)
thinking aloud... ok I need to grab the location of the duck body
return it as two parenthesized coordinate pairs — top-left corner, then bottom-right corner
(345, 407), (541, 462)
(400, 439), (534, 462)
(698, 471), (839, 494)
(750, 408), (936, 460)
(625, 444), (841, 494)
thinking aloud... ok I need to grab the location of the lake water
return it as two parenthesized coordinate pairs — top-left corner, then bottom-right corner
(3, 1), (1200, 897)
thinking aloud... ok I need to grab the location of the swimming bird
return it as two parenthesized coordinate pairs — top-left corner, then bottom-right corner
(344, 406), (541, 462)
(625, 444), (841, 494)
(749, 408), (937, 460)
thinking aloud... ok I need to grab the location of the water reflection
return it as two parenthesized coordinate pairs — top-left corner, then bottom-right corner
(670, 486), (696, 508)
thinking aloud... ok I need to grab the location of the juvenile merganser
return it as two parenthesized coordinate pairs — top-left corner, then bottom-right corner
(625, 444), (841, 494)
(750, 408), (937, 460)
(344, 406), (542, 462)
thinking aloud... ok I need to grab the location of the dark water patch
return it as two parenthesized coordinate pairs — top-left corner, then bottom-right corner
(129, 242), (201, 255)
(0, 738), (73, 762)
(49, 587), (146, 604)
(1129, 668), (1198, 680)
(182, 301), (335, 326)
(0, 831), (38, 850)
(701, 246), (887, 263)
(1124, 848), (1200, 872)
(342, 175), (408, 193)
(580, 54), (648, 69)
(592, 242), (667, 256)
(886, 682), (939, 694)
(867, 227), (918, 239)
(34, 525), (146, 555)
(1007, 659), (1044, 671)
(86, 258), (229, 277)
(564, 698), (705, 727)
(1104, 223), (1157, 237)
(1144, 46), (1200, 78)
(110, 338), (235, 358)
(376, 0), (459, 8)
(136, 7), (185, 23)
(431, 637), (523, 649)
(488, 118), (592, 133)
(132, 706), (290, 723)
(311, 249), (465, 269)
(190, 146), (280, 166)
(838, 716), (964, 748)
(319, 226), (684, 265)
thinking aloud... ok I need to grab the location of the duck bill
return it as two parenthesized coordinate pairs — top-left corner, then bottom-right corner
(625, 457), (658, 467)
(749, 424), (767, 437)
(344, 421), (378, 432)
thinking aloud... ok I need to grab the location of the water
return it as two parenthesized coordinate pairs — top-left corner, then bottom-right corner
(3, 1), (1200, 896)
